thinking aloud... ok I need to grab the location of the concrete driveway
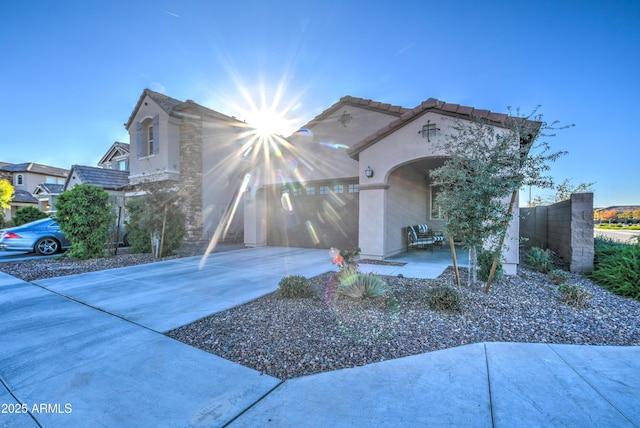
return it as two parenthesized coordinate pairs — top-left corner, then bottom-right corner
(1, 246), (639, 427)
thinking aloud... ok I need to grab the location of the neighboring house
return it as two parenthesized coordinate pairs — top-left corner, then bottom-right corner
(243, 96), (527, 275)
(0, 162), (68, 221)
(33, 183), (64, 215)
(64, 164), (130, 225)
(124, 89), (249, 242)
(98, 141), (130, 171)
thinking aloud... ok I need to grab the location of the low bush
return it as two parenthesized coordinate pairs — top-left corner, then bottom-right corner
(339, 248), (361, 266)
(589, 238), (640, 300)
(478, 250), (503, 282)
(548, 269), (570, 285)
(428, 286), (461, 311)
(13, 206), (48, 226)
(525, 247), (554, 274)
(278, 275), (310, 298)
(558, 283), (591, 308)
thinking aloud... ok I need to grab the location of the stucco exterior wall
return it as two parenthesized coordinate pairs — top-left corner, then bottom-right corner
(128, 95), (178, 185)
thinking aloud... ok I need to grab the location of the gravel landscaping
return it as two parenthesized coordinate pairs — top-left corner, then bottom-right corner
(2, 248), (639, 381)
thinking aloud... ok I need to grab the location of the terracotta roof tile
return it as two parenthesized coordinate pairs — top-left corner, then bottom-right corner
(441, 103), (460, 113)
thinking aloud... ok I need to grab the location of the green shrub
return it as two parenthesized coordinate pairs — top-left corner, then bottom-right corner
(337, 269), (388, 299)
(125, 188), (186, 257)
(13, 206), (48, 226)
(278, 275), (310, 298)
(55, 184), (114, 259)
(548, 269), (570, 285)
(478, 250), (503, 281)
(558, 283), (591, 308)
(526, 247), (554, 273)
(589, 237), (640, 300)
(428, 286), (462, 311)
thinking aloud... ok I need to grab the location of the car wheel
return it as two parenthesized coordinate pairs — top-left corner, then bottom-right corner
(35, 238), (60, 255)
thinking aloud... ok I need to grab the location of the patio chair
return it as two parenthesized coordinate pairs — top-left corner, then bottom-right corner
(406, 224), (445, 252)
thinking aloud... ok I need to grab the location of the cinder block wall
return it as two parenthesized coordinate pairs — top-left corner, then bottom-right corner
(520, 193), (594, 273)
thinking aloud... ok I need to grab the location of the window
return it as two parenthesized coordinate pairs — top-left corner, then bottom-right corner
(147, 124), (154, 155)
(137, 115), (159, 157)
(305, 186), (315, 196)
(117, 159), (128, 171)
(46, 176), (55, 184)
(292, 187), (302, 196)
(333, 184), (344, 194)
(348, 184), (359, 193)
(430, 186), (444, 219)
(319, 185), (329, 195)
(16, 174), (23, 186)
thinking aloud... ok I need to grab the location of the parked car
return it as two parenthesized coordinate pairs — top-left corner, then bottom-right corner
(0, 218), (71, 255)
(0, 218), (128, 255)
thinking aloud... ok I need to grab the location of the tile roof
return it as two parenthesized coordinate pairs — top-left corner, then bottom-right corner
(125, 89), (243, 129)
(348, 98), (540, 159)
(12, 189), (38, 204)
(0, 162), (68, 177)
(295, 95), (410, 133)
(35, 183), (65, 194)
(67, 165), (130, 191)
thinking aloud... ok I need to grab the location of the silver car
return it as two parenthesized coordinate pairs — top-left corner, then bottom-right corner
(0, 218), (72, 255)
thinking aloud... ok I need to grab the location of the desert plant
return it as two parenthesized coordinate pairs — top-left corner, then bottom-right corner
(558, 283), (591, 308)
(337, 271), (388, 299)
(13, 206), (48, 226)
(340, 248), (361, 266)
(478, 250), (503, 282)
(278, 275), (310, 298)
(427, 286), (462, 311)
(526, 247), (554, 273)
(548, 269), (570, 285)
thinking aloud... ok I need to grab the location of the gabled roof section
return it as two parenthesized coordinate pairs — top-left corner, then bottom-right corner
(98, 142), (130, 166)
(66, 165), (129, 191)
(293, 95), (410, 134)
(0, 162), (68, 177)
(347, 98), (539, 159)
(34, 183), (64, 195)
(12, 189), (38, 204)
(125, 89), (244, 129)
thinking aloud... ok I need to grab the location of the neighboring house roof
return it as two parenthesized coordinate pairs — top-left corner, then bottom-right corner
(125, 89), (244, 129)
(296, 95), (410, 133)
(34, 183), (64, 195)
(347, 98), (540, 160)
(11, 189), (38, 204)
(0, 162), (68, 177)
(98, 141), (130, 166)
(66, 165), (130, 191)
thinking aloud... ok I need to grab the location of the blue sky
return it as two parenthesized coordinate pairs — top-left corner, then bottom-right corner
(1, 0), (638, 207)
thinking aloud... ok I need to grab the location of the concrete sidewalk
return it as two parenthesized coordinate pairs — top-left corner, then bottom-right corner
(1, 246), (638, 427)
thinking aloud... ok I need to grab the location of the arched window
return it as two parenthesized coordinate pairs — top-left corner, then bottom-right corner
(16, 174), (23, 186)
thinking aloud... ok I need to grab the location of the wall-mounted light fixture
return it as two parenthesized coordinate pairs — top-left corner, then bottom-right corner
(418, 120), (440, 142)
(365, 166), (374, 178)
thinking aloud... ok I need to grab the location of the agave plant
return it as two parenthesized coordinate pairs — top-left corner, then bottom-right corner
(337, 271), (388, 299)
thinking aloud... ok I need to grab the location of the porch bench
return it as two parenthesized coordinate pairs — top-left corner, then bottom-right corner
(406, 224), (445, 252)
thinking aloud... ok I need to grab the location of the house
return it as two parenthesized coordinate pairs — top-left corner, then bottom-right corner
(33, 183), (64, 215)
(122, 90), (528, 274)
(243, 96), (527, 275)
(0, 162), (68, 221)
(124, 89), (250, 242)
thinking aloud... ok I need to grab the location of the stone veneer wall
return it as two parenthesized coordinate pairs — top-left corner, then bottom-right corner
(179, 116), (203, 240)
(520, 193), (594, 273)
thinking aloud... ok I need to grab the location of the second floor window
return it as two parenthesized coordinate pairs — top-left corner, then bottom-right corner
(137, 115), (159, 157)
(16, 174), (23, 186)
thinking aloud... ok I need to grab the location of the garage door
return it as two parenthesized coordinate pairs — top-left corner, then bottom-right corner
(266, 180), (359, 250)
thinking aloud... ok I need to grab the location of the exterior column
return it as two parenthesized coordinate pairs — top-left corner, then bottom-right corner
(358, 184), (388, 260)
(179, 117), (203, 240)
(244, 187), (267, 247)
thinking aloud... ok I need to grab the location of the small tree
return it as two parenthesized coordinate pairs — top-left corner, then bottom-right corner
(125, 183), (186, 257)
(550, 178), (595, 204)
(0, 179), (13, 214)
(431, 107), (570, 291)
(55, 184), (114, 259)
(13, 206), (48, 226)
